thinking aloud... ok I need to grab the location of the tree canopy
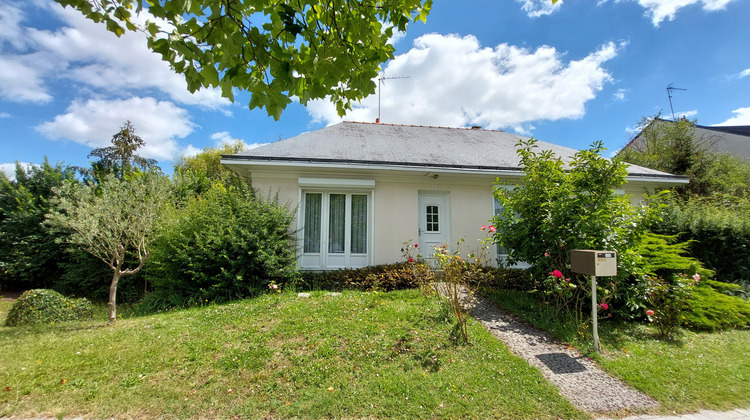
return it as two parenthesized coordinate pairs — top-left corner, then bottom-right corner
(617, 116), (750, 197)
(56, 0), (432, 119)
(88, 121), (158, 179)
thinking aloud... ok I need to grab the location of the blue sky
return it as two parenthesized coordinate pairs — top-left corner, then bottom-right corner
(1, 0), (749, 178)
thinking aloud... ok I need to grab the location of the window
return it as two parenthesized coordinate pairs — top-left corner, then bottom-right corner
(493, 197), (509, 256)
(426, 205), (439, 232)
(301, 190), (371, 269)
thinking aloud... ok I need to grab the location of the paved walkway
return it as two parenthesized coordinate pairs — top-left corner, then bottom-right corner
(454, 286), (659, 413)
(601, 408), (750, 420)
(457, 288), (750, 419)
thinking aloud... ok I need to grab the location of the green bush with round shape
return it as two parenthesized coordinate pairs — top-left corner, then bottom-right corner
(4, 289), (94, 327)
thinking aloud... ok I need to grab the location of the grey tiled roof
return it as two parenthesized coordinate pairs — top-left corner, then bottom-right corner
(224, 121), (679, 178)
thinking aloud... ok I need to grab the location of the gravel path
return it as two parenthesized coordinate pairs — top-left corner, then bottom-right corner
(447, 285), (659, 413)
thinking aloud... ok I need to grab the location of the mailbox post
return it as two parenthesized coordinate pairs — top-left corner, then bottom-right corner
(570, 250), (617, 353)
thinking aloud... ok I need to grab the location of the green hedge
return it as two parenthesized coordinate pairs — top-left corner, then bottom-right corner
(297, 262), (434, 292)
(5, 289), (94, 326)
(653, 197), (750, 286)
(143, 184), (298, 309)
(683, 280), (750, 331)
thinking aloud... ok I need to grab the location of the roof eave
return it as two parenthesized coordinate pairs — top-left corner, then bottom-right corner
(220, 156), (525, 177)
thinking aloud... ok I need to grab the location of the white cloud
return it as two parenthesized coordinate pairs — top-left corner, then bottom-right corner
(0, 112), (10, 118)
(0, 162), (36, 181)
(210, 131), (240, 147)
(0, 55), (52, 103)
(516, 0), (564, 17)
(0, 2), (27, 50)
(614, 88), (627, 101)
(180, 144), (203, 159)
(627, 0), (738, 26)
(715, 107), (750, 126)
(678, 110), (698, 119)
(740, 69), (750, 78)
(0, 1), (229, 108)
(307, 34), (619, 133)
(36, 97), (195, 160)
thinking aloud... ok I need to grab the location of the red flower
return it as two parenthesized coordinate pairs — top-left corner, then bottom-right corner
(409, 258), (414, 263)
(551, 270), (563, 278)
(488, 225), (497, 233)
(414, 243), (418, 248)
(646, 309), (654, 316)
(600, 303), (609, 310)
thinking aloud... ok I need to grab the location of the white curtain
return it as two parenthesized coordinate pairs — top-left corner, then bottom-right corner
(304, 193), (322, 253)
(328, 194), (346, 253)
(350, 195), (367, 254)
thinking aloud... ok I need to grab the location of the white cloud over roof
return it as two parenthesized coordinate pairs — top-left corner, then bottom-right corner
(715, 107), (750, 126)
(307, 34), (619, 134)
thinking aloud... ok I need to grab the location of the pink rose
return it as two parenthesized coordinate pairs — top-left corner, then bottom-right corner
(646, 309), (654, 316)
(414, 243), (418, 248)
(693, 273), (701, 282)
(551, 270), (563, 278)
(489, 225), (497, 233)
(600, 303), (609, 310)
(480, 225), (487, 231)
(544, 252), (550, 257)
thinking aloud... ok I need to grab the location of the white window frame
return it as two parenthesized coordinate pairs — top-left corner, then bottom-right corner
(297, 179), (374, 270)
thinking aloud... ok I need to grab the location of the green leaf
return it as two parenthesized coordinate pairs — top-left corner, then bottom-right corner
(200, 65), (219, 87)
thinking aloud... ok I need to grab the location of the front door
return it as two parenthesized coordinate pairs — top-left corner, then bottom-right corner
(418, 192), (450, 258)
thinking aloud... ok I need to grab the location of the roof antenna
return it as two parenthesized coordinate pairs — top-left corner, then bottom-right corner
(666, 83), (687, 121)
(377, 73), (410, 123)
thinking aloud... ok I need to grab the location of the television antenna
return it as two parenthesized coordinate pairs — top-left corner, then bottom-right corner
(666, 84), (687, 121)
(377, 74), (410, 123)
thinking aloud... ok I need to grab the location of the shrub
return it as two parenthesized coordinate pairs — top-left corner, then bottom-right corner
(5, 289), (93, 326)
(492, 268), (533, 290)
(144, 183), (298, 308)
(297, 262), (434, 292)
(683, 281), (750, 331)
(652, 195), (750, 286)
(643, 273), (700, 339)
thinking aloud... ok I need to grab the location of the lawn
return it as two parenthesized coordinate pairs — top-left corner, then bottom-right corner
(0, 290), (585, 419)
(484, 289), (750, 414)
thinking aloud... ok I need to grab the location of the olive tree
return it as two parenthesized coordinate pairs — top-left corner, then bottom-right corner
(47, 172), (170, 323)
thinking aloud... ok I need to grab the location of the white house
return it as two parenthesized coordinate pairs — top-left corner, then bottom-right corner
(221, 121), (687, 270)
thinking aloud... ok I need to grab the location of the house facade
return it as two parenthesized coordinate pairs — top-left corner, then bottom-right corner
(221, 122), (687, 271)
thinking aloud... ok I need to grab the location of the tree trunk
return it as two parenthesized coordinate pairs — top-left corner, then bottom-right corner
(108, 270), (120, 324)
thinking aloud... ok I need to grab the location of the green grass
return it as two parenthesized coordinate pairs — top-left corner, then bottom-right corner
(0, 290), (585, 419)
(484, 288), (750, 414)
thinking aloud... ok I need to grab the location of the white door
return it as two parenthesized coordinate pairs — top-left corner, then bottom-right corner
(418, 192), (450, 257)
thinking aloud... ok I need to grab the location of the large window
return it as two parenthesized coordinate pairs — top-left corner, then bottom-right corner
(301, 191), (370, 269)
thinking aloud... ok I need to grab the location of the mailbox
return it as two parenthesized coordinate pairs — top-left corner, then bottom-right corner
(570, 250), (617, 277)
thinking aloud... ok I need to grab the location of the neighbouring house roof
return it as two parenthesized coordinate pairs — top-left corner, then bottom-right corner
(620, 118), (750, 161)
(222, 121), (686, 182)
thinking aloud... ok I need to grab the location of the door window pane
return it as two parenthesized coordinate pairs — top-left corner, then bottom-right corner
(304, 193), (322, 253)
(328, 194), (346, 253)
(351, 195), (368, 254)
(426, 205), (439, 232)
